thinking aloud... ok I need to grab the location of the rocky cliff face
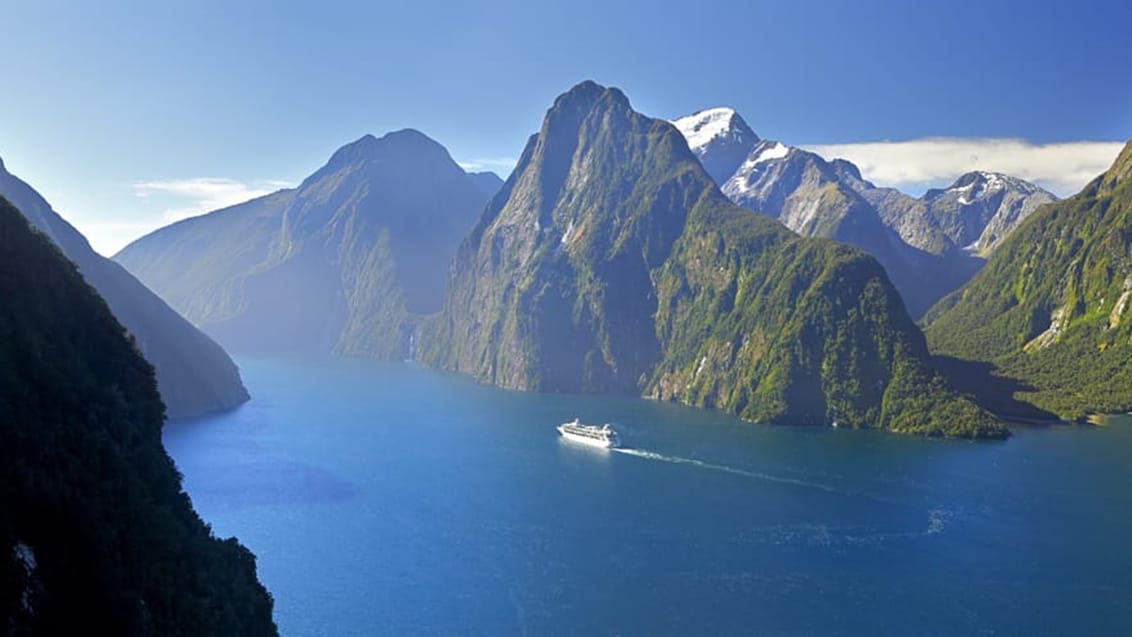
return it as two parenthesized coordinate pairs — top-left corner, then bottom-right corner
(925, 140), (1132, 420)
(852, 170), (1057, 257)
(115, 130), (492, 358)
(0, 157), (248, 420)
(421, 81), (1003, 438)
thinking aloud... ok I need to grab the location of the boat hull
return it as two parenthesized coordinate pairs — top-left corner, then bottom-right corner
(557, 426), (618, 448)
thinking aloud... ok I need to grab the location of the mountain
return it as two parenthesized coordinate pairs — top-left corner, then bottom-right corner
(842, 168), (1057, 257)
(0, 157), (248, 420)
(672, 109), (1055, 317)
(676, 122), (949, 316)
(467, 171), (505, 199)
(671, 107), (758, 184)
(115, 130), (493, 358)
(0, 196), (275, 634)
(420, 81), (1003, 438)
(924, 140), (1132, 420)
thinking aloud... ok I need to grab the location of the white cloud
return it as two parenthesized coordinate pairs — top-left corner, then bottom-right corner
(804, 138), (1126, 197)
(133, 177), (291, 223)
(456, 157), (516, 174)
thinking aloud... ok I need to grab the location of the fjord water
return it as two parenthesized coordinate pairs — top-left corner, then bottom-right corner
(165, 357), (1132, 635)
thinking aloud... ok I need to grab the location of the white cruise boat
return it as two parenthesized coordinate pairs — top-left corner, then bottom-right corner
(557, 419), (621, 448)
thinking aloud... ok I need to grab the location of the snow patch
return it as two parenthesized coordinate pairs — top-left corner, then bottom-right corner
(560, 219), (575, 246)
(752, 142), (790, 165)
(671, 107), (741, 154)
(978, 171), (1006, 191)
(724, 142), (792, 200)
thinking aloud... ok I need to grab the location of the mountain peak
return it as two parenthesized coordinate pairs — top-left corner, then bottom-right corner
(952, 170), (1008, 192)
(941, 170), (1050, 202)
(551, 80), (630, 115)
(671, 107), (758, 156)
(671, 107), (760, 185)
(830, 158), (867, 184)
(329, 129), (443, 161)
(307, 129), (455, 187)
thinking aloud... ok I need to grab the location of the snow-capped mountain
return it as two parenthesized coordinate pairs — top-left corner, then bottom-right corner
(710, 136), (947, 312)
(922, 171), (1057, 254)
(843, 170), (1057, 257)
(722, 140), (871, 235)
(672, 107), (1057, 316)
(674, 108), (898, 247)
(670, 108), (758, 184)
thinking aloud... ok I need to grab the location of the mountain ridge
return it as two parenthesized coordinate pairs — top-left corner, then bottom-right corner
(0, 157), (249, 420)
(673, 107), (1056, 316)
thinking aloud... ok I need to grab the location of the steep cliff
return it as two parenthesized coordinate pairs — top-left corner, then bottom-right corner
(0, 196), (275, 634)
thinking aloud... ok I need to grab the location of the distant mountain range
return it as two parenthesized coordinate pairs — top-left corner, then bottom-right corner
(419, 81), (1002, 438)
(466, 171), (505, 199)
(0, 156), (248, 420)
(672, 108), (1057, 316)
(115, 130), (496, 358)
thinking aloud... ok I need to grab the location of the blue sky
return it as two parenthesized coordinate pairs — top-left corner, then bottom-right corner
(2, 0), (1130, 254)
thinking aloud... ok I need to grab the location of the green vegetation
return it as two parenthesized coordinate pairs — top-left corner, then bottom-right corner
(0, 157), (249, 419)
(925, 141), (1132, 420)
(422, 81), (1004, 439)
(0, 197), (275, 634)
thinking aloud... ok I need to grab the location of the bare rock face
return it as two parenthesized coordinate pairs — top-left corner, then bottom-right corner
(672, 108), (1057, 317)
(872, 171), (1057, 257)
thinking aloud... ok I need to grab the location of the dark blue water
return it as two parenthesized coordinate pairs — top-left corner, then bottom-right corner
(164, 356), (1132, 635)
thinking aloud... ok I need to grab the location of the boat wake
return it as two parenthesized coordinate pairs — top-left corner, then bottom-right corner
(612, 447), (841, 494)
(612, 448), (956, 544)
(736, 508), (956, 547)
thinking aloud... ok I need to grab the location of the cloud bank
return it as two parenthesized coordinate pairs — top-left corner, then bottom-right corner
(804, 138), (1126, 197)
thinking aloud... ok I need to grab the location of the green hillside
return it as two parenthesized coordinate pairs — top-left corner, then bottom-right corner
(0, 196), (275, 634)
(925, 141), (1132, 420)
